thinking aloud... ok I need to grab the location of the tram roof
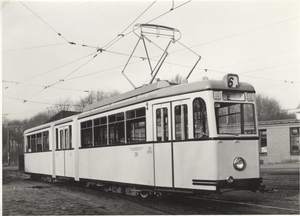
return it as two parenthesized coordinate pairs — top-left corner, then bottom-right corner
(24, 122), (52, 134)
(83, 80), (173, 112)
(79, 75), (255, 119)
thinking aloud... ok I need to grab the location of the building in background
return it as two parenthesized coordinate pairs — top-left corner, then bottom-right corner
(258, 119), (300, 164)
(287, 102), (300, 120)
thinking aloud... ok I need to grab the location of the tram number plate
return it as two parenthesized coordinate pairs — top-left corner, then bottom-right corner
(227, 75), (239, 88)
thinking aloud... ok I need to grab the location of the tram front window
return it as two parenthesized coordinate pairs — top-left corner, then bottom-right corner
(215, 103), (256, 135)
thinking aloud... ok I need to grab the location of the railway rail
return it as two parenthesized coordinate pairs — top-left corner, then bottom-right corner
(3, 165), (299, 215)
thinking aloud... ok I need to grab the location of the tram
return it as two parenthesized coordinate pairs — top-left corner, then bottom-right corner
(24, 73), (263, 196)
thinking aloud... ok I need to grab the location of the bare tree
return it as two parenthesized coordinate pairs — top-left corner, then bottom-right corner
(170, 74), (183, 84)
(74, 90), (121, 112)
(256, 94), (296, 121)
(53, 97), (74, 113)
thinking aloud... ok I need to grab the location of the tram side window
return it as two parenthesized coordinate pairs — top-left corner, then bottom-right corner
(193, 98), (209, 138)
(60, 130), (65, 149)
(81, 120), (93, 147)
(69, 125), (72, 149)
(109, 113), (125, 144)
(290, 127), (299, 155)
(43, 131), (49, 151)
(175, 105), (188, 140)
(126, 108), (146, 143)
(37, 133), (42, 151)
(30, 134), (37, 152)
(26, 131), (50, 153)
(56, 129), (59, 150)
(26, 136), (30, 152)
(94, 117), (107, 146)
(156, 108), (169, 141)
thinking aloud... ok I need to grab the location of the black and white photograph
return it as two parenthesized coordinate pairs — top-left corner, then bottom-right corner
(2, 0), (299, 215)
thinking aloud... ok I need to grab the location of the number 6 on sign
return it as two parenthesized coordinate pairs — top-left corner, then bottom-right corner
(227, 74), (239, 88)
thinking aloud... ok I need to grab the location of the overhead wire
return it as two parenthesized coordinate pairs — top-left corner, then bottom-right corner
(212, 47), (299, 70)
(49, 52), (101, 87)
(165, 16), (300, 56)
(4, 51), (98, 89)
(19, 1), (99, 50)
(3, 80), (90, 92)
(3, 96), (83, 107)
(4, 1), (75, 27)
(146, 0), (191, 24)
(5, 1), (298, 117)
(102, 0), (157, 50)
(26, 52), (100, 101)
(4, 49), (100, 116)
(3, 43), (68, 52)
(4, 1), (159, 117)
(20, 1), (69, 43)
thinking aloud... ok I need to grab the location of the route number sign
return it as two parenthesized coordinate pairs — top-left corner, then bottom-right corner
(227, 74), (239, 88)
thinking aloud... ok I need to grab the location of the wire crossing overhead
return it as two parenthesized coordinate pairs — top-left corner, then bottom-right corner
(19, 1), (99, 50)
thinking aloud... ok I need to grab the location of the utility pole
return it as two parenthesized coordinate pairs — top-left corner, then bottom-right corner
(7, 125), (10, 165)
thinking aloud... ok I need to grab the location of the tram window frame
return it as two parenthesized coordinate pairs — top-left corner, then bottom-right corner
(174, 104), (188, 140)
(94, 117), (108, 146)
(26, 131), (50, 153)
(26, 136), (30, 152)
(215, 103), (256, 135)
(156, 108), (169, 142)
(43, 131), (49, 151)
(37, 133), (42, 152)
(109, 112), (125, 144)
(259, 129), (267, 155)
(69, 125), (72, 149)
(60, 130), (65, 149)
(30, 134), (37, 152)
(193, 98), (209, 138)
(290, 127), (300, 155)
(56, 129), (59, 150)
(126, 108), (146, 143)
(81, 120), (93, 147)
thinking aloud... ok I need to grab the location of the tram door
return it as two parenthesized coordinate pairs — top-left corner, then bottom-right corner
(153, 103), (173, 188)
(55, 126), (72, 177)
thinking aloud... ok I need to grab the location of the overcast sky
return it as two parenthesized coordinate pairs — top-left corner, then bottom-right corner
(2, 0), (300, 120)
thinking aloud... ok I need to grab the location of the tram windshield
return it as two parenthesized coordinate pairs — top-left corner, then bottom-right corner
(215, 103), (256, 135)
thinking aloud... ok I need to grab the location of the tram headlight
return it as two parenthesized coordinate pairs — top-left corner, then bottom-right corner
(247, 93), (255, 102)
(233, 157), (246, 171)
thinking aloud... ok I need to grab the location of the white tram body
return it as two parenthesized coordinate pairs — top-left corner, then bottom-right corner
(24, 74), (262, 194)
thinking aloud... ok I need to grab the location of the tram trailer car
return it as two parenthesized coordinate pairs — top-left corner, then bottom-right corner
(24, 74), (263, 197)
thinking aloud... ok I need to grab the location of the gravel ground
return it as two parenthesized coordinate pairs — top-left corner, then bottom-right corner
(2, 167), (166, 215)
(3, 163), (299, 215)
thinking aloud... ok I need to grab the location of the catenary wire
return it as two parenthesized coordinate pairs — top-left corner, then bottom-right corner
(166, 16), (300, 56)
(4, 51), (98, 89)
(4, 1), (298, 117)
(3, 81), (90, 92)
(20, 1), (69, 43)
(8, 50), (100, 112)
(3, 43), (68, 52)
(102, 0), (157, 50)
(212, 47), (299, 70)
(146, 0), (191, 24)
(19, 1), (99, 50)
(102, 0), (191, 51)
